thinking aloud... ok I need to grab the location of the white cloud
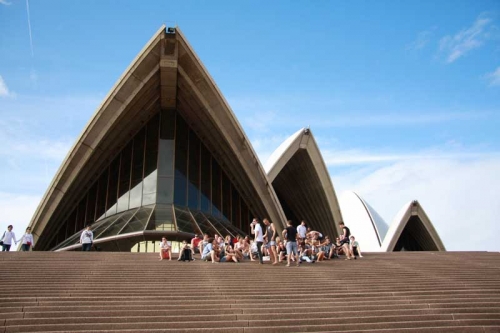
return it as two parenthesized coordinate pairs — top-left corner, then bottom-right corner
(0, 0), (12, 5)
(439, 14), (493, 63)
(322, 148), (499, 166)
(332, 155), (500, 252)
(406, 29), (435, 51)
(485, 66), (500, 86)
(0, 75), (12, 97)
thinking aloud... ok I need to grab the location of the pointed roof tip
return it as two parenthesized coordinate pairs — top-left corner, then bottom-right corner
(264, 128), (309, 174)
(382, 199), (446, 252)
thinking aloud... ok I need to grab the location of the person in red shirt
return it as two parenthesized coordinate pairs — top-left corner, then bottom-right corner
(190, 234), (202, 256)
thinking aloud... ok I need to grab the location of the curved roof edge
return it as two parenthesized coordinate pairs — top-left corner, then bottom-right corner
(29, 25), (166, 240)
(337, 191), (386, 251)
(381, 200), (446, 251)
(174, 27), (287, 229)
(265, 128), (343, 231)
(31, 25), (288, 245)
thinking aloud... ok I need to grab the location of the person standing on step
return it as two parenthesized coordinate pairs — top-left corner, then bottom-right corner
(263, 218), (278, 265)
(282, 220), (299, 267)
(339, 222), (352, 259)
(297, 220), (307, 240)
(1, 225), (17, 252)
(250, 218), (264, 264)
(79, 225), (93, 252)
(19, 227), (34, 251)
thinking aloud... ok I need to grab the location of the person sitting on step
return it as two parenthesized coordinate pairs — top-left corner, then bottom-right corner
(178, 240), (194, 261)
(190, 234), (202, 257)
(201, 239), (219, 263)
(349, 235), (363, 259)
(159, 237), (172, 261)
(221, 243), (241, 263)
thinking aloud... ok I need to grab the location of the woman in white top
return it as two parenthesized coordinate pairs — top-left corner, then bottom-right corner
(1, 225), (17, 252)
(19, 227), (35, 251)
(159, 237), (171, 261)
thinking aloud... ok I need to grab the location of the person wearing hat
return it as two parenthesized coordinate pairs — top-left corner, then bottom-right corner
(1, 225), (17, 251)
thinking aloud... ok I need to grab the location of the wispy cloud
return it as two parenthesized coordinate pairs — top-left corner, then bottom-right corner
(439, 13), (493, 63)
(0, 75), (13, 97)
(485, 66), (500, 86)
(322, 147), (499, 166)
(332, 156), (500, 251)
(406, 29), (435, 51)
(0, 0), (12, 5)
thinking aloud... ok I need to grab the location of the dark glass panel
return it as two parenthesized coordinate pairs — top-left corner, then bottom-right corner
(106, 156), (120, 217)
(158, 140), (175, 178)
(90, 215), (120, 240)
(221, 172), (231, 220)
(117, 142), (133, 213)
(206, 215), (232, 237)
(231, 187), (241, 230)
(200, 144), (211, 213)
(76, 197), (87, 231)
(143, 115), (159, 205)
(66, 209), (77, 237)
(97, 209), (138, 239)
(147, 205), (174, 231)
(130, 128), (146, 208)
(85, 184), (97, 226)
(53, 228), (82, 250)
(211, 158), (222, 218)
(95, 169), (109, 220)
(240, 203), (249, 235)
(220, 217), (245, 237)
(160, 109), (175, 140)
(174, 206), (198, 234)
(121, 205), (154, 233)
(192, 211), (217, 236)
(174, 114), (188, 206)
(56, 220), (67, 245)
(187, 130), (200, 210)
(157, 176), (174, 204)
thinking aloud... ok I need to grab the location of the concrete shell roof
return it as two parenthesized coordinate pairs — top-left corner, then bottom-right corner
(381, 200), (446, 252)
(265, 128), (343, 238)
(30, 26), (287, 248)
(338, 191), (390, 251)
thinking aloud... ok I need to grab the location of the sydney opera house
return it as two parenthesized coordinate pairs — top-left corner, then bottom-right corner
(28, 26), (445, 253)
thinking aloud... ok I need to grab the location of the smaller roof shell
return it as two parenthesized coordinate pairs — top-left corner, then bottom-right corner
(381, 200), (446, 252)
(338, 191), (389, 251)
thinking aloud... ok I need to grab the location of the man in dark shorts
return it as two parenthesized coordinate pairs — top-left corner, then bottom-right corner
(282, 220), (299, 267)
(339, 222), (353, 259)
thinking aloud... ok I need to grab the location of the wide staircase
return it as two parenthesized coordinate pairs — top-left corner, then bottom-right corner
(0, 251), (499, 333)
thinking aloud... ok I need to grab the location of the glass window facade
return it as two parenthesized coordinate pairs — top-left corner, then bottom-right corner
(50, 110), (255, 251)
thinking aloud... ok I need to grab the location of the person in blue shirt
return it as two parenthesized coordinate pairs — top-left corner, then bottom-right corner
(201, 239), (219, 263)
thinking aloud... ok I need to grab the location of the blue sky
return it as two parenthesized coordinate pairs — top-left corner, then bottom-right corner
(1, 1), (499, 250)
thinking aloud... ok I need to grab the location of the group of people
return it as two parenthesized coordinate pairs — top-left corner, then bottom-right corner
(1, 225), (35, 252)
(159, 219), (363, 266)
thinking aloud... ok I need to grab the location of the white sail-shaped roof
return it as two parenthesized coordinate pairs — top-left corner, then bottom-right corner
(265, 128), (343, 238)
(381, 200), (446, 252)
(338, 191), (389, 251)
